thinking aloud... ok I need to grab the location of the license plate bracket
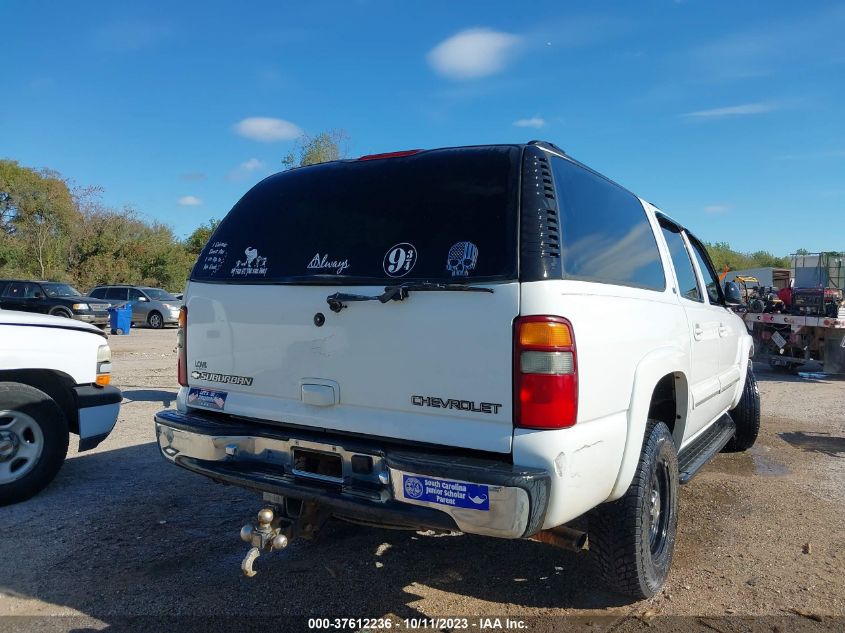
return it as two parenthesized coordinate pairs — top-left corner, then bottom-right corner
(292, 448), (343, 483)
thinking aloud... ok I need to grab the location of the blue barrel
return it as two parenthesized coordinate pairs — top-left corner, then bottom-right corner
(108, 304), (133, 335)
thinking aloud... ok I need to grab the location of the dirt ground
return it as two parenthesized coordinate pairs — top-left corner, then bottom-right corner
(1, 328), (843, 631)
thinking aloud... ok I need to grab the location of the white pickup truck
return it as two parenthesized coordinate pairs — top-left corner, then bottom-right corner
(155, 142), (759, 599)
(0, 309), (121, 505)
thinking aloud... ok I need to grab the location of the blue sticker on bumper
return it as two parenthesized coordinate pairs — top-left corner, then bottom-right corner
(187, 388), (227, 411)
(402, 474), (489, 511)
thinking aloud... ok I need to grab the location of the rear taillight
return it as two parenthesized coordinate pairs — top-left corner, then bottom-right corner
(177, 306), (187, 387)
(513, 316), (578, 429)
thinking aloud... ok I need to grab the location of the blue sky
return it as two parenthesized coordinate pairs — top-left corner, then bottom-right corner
(2, 1), (843, 254)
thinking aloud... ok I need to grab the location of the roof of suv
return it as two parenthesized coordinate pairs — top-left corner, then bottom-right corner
(344, 140), (636, 203)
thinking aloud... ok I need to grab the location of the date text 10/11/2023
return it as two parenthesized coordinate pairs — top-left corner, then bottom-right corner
(307, 617), (528, 630)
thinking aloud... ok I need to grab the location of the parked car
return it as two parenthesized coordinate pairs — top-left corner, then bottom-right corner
(88, 285), (181, 329)
(0, 280), (110, 328)
(0, 308), (121, 505)
(154, 142), (758, 598)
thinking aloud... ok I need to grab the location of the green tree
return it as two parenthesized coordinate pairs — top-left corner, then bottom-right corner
(282, 130), (349, 168)
(1, 160), (196, 291)
(705, 242), (790, 272)
(184, 218), (221, 256)
(72, 205), (193, 291)
(0, 160), (81, 279)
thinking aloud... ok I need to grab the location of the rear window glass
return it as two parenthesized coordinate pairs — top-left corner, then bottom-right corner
(551, 157), (665, 291)
(143, 288), (177, 301)
(192, 147), (520, 284)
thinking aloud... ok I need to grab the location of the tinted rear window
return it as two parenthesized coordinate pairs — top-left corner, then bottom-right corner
(192, 147), (520, 284)
(551, 156), (665, 291)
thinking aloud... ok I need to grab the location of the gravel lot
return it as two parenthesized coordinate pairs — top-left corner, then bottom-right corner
(1, 328), (844, 630)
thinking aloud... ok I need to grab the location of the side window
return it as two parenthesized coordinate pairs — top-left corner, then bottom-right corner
(23, 284), (41, 298)
(660, 223), (702, 302)
(128, 288), (144, 301)
(550, 157), (665, 290)
(106, 287), (128, 301)
(4, 282), (27, 298)
(89, 288), (106, 299)
(687, 236), (722, 304)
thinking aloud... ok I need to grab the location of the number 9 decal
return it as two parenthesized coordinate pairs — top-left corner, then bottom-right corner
(383, 243), (417, 277)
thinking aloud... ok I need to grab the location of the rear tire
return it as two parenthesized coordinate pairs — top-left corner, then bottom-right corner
(147, 311), (163, 329)
(589, 420), (679, 599)
(724, 366), (760, 452)
(0, 383), (69, 506)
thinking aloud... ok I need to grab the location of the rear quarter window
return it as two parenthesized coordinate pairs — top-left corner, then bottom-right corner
(192, 147), (520, 284)
(551, 156), (665, 291)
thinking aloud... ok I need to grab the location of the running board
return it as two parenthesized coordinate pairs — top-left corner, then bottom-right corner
(677, 414), (736, 484)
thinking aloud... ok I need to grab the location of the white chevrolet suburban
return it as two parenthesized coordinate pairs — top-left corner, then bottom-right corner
(155, 142), (759, 598)
(1, 309), (121, 505)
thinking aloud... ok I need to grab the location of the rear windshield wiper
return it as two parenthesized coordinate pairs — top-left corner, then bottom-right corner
(326, 282), (494, 313)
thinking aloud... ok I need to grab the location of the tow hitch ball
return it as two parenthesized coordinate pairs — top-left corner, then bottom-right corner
(239, 507), (289, 577)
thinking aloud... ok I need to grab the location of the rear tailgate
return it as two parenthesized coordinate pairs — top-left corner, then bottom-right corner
(186, 281), (518, 453)
(186, 146), (522, 454)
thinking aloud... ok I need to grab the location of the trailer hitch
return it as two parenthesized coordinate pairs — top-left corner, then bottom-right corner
(238, 501), (331, 577)
(239, 507), (290, 577)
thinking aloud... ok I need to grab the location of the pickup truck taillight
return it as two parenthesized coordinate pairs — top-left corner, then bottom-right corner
(177, 306), (187, 387)
(513, 316), (578, 429)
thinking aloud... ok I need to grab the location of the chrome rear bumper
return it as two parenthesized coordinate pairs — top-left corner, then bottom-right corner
(155, 409), (550, 539)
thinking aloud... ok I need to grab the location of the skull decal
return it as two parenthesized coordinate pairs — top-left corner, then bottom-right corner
(446, 241), (479, 277)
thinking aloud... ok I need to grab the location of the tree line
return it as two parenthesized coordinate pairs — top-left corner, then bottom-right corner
(0, 133), (798, 292)
(704, 241), (792, 273)
(0, 159), (218, 292)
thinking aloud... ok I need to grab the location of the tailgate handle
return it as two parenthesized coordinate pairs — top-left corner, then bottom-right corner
(301, 383), (337, 406)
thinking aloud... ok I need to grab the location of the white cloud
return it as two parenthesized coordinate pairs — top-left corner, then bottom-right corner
(228, 158), (267, 181)
(178, 195), (202, 206)
(513, 116), (546, 129)
(233, 117), (302, 142)
(239, 158), (264, 171)
(703, 204), (730, 214)
(683, 102), (777, 119)
(427, 28), (521, 80)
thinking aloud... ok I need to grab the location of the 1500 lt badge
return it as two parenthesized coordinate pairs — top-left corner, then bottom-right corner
(412, 395), (502, 414)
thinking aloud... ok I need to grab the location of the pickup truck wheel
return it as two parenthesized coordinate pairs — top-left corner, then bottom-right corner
(723, 366), (760, 453)
(0, 383), (70, 506)
(147, 311), (164, 329)
(589, 420), (679, 599)
(49, 308), (72, 318)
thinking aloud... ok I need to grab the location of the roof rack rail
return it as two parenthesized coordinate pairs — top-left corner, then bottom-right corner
(527, 140), (566, 155)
